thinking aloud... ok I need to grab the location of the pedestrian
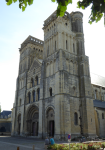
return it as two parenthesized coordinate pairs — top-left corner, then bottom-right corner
(45, 137), (49, 149)
(50, 136), (55, 145)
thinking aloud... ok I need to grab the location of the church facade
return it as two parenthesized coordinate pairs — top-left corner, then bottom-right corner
(11, 10), (105, 140)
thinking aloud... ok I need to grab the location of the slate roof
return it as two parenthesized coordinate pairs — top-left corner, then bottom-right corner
(91, 73), (105, 87)
(93, 100), (105, 109)
(0, 110), (11, 118)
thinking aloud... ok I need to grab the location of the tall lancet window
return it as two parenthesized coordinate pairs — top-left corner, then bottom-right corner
(49, 88), (52, 96)
(31, 78), (34, 87)
(47, 46), (49, 57)
(104, 93), (105, 101)
(102, 113), (104, 119)
(33, 91), (35, 102)
(28, 92), (31, 103)
(37, 88), (40, 101)
(95, 90), (97, 99)
(73, 43), (75, 52)
(74, 112), (78, 125)
(55, 41), (56, 50)
(66, 40), (67, 50)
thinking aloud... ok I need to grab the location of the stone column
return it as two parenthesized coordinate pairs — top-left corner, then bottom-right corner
(50, 38), (51, 55)
(35, 90), (37, 101)
(20, 106), (24, 136)
(24, 111), (28, 135)
(63, 33), (66, 50)
(51, 37), (52, 55)
(70, 36), (72, 53)
(39, 100), (43, 138)
(55, 33), (58, 50)
(54, 95), (61, 140)
(64, 99), (71, 140)
(75, 38), (77, 54)
(71, 36), (73, 53)
(43, 41), (46, 59)
(58, 32), (62, 50)
(47, 39), (50, 56)
(15, 115), (18, 135)
(68, 35), (70, 52)
(31, 91), (33, 103)
(11, 108), (16, 135)
(47, 64), (49, 77)
(52, 36), (54, 54)
(53, 59), (56, 74)
(100, 87), (102, 100)
(66, 59), (69, 72)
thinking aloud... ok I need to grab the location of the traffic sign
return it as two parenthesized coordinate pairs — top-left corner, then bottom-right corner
(68, 134), (71, 139)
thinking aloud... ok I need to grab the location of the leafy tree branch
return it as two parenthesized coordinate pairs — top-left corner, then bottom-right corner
(5, 0), (105, 24)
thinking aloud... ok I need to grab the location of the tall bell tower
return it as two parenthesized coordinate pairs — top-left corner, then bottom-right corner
(39, 10), (96, 140)
(71, 11), (96, 137)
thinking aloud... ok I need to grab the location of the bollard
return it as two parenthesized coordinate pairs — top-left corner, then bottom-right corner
(17, 147), (19, 150)
(33, 145), (35, 150)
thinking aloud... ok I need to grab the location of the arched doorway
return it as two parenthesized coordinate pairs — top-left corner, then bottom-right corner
(18, 114), (21, 135)
(26, 105), (39, 136)
(46, 108), (55, 137)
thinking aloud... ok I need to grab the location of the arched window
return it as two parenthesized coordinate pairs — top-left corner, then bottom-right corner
(33, 91), (35, 102)
(49, 88), (52, 96)
(31, 78), (34, 87)
(55, 41), (56, 50)
(74, 112), (78, 125)
(21, 80), (22, 89)
(20, 80), (21, 89)
(35, 76), (38, 85)
(95, 90), (97, 99)
(28, 92), (31, 103)
(73, 86), (75, 92)
(20, 99), (21, 106)
(37, 88), (40, 101)
(102, 113), (104, 119)
(73, 43), (75, 52)
(73, 86), (76, 96)
(33, 69), (35, 74)
(47, 46), (49, 56)
(104, 93), (105, 101)
(21, 65), (22, 73)
(66, 40), (67, 50)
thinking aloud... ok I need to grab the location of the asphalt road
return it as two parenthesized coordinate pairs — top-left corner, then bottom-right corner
(0, 136), (47, 150)
(0, 136), (67, 150)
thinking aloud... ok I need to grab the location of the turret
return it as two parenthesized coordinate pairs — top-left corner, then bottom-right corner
(70, 12), (85, 56)
(70, 11), (83, 33)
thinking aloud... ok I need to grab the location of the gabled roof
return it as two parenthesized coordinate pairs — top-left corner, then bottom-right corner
(0, 110), (11, 118)
(93, 100), (105, 109)
(29, 57), (42, 73)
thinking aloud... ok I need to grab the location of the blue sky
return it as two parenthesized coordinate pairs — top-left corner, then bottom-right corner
(0, 0), (105, 111)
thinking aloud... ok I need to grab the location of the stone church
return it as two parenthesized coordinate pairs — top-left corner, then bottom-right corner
(11, 10), (105, 140)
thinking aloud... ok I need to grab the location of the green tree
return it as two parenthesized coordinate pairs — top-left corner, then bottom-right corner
(0, 104), (1, 113)
(5, 0), (105, 24)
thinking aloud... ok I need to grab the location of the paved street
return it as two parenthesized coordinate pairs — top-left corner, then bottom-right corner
(0, 136), (67, 150)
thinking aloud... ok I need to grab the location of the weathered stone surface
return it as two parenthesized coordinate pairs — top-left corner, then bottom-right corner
(11, 10), (105, 140)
